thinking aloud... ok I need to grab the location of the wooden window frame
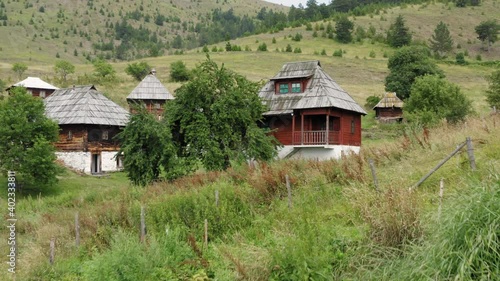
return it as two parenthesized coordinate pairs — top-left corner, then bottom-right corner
(291, 82), (301, 93)
(351, 119), (355, 134)
(279, 83), (289, 94)
(102, 130), (109, 140)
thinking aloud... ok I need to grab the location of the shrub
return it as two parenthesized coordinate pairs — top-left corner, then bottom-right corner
(333, 49), (343, 57)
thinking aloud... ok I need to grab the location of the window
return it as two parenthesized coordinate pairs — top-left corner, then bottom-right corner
(40, 91), (46, 98)
(67, 130), (73, 140)
(351, 119), (355, 134)
(279, 83), (289, 94)
(102, 130), (109, 140)
(154, 103), (161, 109)
(291, 83), (301, 93)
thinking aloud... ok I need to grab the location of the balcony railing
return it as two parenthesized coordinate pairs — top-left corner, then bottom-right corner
(293, 131), (340, 145)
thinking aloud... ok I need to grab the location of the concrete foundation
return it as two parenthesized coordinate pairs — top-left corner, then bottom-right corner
(278, 145), (361, 160)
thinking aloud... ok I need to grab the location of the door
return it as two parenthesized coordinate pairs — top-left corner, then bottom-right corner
(91, 153), (101, 174)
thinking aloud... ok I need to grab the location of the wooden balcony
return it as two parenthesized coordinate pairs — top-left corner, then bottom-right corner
(293, 130), (340, 146)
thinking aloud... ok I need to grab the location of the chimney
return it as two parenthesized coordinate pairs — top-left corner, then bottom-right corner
(151, 68), (156, 76)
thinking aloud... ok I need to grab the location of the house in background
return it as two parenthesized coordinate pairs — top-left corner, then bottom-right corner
(8, 77), (59, 98)
(44, 85), (129, 174)
(126, 69), (174, 120)
(258, 60), (367, 160)
(373, 92), (404, 123)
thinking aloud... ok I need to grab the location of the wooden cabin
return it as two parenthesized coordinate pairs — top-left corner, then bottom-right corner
(126, 69), (174, 120)
(373, 92), (404, 123)
(44, 85), (129, 174)
(258, 61), (367, 160)
(8, 77), (58, 98)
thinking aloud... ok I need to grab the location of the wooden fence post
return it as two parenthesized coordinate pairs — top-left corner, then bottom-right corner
(49, 238), (56, 265)
(215, 190), (219, 208)
(204, 219), (208, 249)
(368, 159), (379, 192)
(286, 175), (292, 210)
(75, 212), (80, 247)
(140, 206), (146, 243)
(438, 178), (444, 220)
(466, 137), (476, 171)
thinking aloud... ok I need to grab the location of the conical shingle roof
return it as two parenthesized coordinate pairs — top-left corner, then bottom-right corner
(373, 92), (404, 109)
(44, 85), (129, 126)
(258, 61), (366, 115)
(127, 72), (174, 101)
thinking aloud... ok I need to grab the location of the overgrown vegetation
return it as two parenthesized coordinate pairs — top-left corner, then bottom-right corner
(2, 114), (498, 280)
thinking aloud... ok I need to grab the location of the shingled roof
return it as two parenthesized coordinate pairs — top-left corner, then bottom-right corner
(10, 77), (58, 90)
(373, 92), (404, 109)
(44, 85), (129, 126)
(258, 61), (366, 115)
(127, 70), (174, 101)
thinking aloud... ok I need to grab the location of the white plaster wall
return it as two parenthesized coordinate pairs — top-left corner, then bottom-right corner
(56, 151), (121, 174)
(278, 145), (361, 160)
(56, 151), (91, 174)
(101, 151), (120, 172)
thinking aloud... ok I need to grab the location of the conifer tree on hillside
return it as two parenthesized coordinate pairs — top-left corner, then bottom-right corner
(429, 21), (454, 58)
(335, 16), (354, 43)
(387, 15), (412, 48)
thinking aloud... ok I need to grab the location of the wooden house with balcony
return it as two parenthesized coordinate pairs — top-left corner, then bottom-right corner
(373, 92), (404, 123)
(126, 69), (174, 120)
(258, 61), (367, 160)
(44, 85), (129, 174)
(8, 77), (58, 98)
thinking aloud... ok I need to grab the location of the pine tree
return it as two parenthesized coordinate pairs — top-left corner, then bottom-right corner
(387, 15), (412, 48)
(429, 21), (454, 58)
(335, 16), (354, 43)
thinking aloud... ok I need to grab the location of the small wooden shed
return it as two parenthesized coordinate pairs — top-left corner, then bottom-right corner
(373, 92), (404, 123)
(126, 69), (174, 120)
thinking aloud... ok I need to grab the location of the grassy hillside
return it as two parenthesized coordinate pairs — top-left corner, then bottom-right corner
(0, 0), (287, 64)
(0, 1), (497, 116)
(0, 113), (498, 280)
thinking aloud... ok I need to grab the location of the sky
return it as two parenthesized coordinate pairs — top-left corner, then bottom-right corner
(264, 0), (331, 7)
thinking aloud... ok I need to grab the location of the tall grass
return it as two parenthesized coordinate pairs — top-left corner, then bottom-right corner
(355, 174), (500, 280)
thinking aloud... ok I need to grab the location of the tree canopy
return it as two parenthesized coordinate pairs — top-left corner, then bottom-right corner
(405, 75), (472, 126)
(125, 61), (152, 81)
(335, 16), (354, 43)
(166, 56), (277, 171)
(12, 62), (28, 80)
(385, 46), (444, 100)
(0, 87), (59, 188)
(475, 20), (499, 52)
(486, 69), (500, 109)
(386, 15), (412, 48)
(429, 21), (454, 58)
(169, 60), (190, 82)
(117, 106), (178, 186)
(54, 60), (75, 84)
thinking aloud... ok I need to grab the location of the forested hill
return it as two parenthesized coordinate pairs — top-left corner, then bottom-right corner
(0, 0), (288, 63)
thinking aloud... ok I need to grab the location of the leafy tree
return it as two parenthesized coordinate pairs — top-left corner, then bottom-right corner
(387, 15), (412, 48)
(166, 56), (277, 171)
(365, 95), (381, 109)
(455, 52), (467, 65)
(385, 46), (444, 100)
(12, 62), (28, 80)
(475, 20), (499, 52)
(170, 60), (190, 82)
(335, 16), (354, 43)
(117, 107), (177, 186)
(486, 69), (500, 109)
(54, 60), (75, 84)
(92, 59), (116, 81)
(405, 75), (472, 126)
(125, 61), (152, 81)
(0, 87), (59, 188)
(429, 21), (454, 58)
